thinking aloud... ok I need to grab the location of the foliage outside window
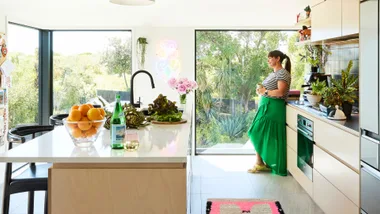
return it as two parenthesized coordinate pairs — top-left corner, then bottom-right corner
(195, 30), (305, 153)
(53, 31), (132, 114)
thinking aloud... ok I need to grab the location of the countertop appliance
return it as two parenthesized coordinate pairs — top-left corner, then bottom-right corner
(360, 0), (380, 213)
(297, 114), (314, 181)
(302, 73), (331, 101)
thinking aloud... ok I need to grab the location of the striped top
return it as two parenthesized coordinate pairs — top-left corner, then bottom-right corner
(262, 69), (291, 100)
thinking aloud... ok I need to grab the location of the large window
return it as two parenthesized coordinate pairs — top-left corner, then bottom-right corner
(53, 31), (132, 114)
(7, 24), (40, 128)
(195, 30), (305, 155)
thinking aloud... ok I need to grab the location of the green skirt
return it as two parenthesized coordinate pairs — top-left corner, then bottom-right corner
(247, 96), (287, 176)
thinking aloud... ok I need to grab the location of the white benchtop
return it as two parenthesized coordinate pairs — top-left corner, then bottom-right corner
(0, 121), (191, 163)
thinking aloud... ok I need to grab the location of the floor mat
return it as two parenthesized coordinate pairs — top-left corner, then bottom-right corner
(206, 198), (285, 214)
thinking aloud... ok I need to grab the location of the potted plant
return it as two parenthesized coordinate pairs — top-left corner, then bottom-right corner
(302, 44), (331, 73)
(304, 5), (311, 18)
(331, 60), (358, 118)
(306, 79), (325, 106)
(136, 37), (148, 69)
(320, 87), (340, 116)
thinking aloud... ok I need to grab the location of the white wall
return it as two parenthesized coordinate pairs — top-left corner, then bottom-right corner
(132, 27), (194, 111)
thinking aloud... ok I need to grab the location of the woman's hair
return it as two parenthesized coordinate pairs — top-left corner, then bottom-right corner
(268, 50), (291, 73)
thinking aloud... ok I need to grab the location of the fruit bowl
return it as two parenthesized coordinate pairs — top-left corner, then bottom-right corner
(63, 118), (106, 148)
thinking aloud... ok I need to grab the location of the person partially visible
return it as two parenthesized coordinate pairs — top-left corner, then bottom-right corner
(247, 50), (291, 176)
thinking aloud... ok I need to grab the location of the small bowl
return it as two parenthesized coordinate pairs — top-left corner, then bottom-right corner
(63, 118), (106, 148)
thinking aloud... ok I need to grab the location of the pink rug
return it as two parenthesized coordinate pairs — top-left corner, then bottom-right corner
(206, 199), (284, 214)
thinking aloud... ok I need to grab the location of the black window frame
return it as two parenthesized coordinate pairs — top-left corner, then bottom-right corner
(8, 22), (132, 125)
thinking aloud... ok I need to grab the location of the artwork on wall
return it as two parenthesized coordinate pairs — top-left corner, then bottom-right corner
(155, 40), (181, 81)
(0, 33), (7, 67)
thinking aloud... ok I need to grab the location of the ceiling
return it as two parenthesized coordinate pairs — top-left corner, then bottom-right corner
(0, 0), (311, 28)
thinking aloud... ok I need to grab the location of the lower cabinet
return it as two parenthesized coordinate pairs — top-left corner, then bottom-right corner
(287, 145), (313, 197)
(313, 169), (359, 214)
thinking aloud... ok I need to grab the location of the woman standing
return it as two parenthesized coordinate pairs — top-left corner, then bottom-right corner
(247, 50), (291, 176)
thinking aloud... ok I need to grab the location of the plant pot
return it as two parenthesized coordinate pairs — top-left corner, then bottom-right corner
(306, 94), (321, 106)
(342, 101), (353, 119)
(319, 103), (335, 116)
(311, 66), (319, 73)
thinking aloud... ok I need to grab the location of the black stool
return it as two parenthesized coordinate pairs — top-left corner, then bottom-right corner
(3, 125), (54, 214)
(49, 114), (68, 126)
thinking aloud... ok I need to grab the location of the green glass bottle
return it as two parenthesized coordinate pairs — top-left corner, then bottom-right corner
(110, 94), (126, 149)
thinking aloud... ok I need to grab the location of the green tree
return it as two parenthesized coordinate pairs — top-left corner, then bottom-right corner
(8, 53), (39, 128)
(101, 37), (132, 90)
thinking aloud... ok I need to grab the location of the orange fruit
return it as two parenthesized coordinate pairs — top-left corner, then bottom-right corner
(78, 117), (92, 131)
(78, 104), (91, 117)
(68, 109), (82, 121)
(71, 127), (83, 138)
(84, 127), (97, 137)
(93, 121), (103, 128)
(87, 103), (94, 108)
(87, 108), (102, 121)
(71, 105), (79, 111)
(67, 118), (78, 129)
(99, 108), (106, 117)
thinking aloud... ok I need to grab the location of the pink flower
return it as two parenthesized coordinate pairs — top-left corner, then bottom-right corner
(168, 77), (177, 89)
(177, 84), (187, 94)
(191, 81), (198, 90)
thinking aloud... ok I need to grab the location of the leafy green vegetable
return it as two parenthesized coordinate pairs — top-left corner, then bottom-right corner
(148, 94), (182, 122)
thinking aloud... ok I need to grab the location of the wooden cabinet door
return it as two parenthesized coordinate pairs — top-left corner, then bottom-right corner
(312, 0), (342, 41)
(342, 0), (359, 35)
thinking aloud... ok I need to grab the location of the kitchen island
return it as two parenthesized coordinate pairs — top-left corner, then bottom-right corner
(0, 121), (192, 214)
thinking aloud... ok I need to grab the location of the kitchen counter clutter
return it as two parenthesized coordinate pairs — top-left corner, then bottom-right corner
(287, 101), (359, 136)
(286, 101), (360, 214)
(0, 120), (192, 214)
(0, 123), (191, 163)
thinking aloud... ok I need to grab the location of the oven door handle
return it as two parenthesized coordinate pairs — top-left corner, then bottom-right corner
(298, 128), (313, 138)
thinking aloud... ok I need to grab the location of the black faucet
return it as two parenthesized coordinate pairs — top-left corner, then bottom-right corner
(130, 70), (155, 108)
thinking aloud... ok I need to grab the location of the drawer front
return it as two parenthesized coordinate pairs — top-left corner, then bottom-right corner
(286, 106), (297, 130)
(361, 162), (380, 214)
(314, 119), (359, 170)
(287, 146), (313, 197)
(313, 169), (359, 214)
(314, 146), (359, 206)
(361, 135), (380, 170)
(286, 126), (297, 152)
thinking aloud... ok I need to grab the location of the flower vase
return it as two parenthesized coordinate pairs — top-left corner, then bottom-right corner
(179, 94), (187, 116)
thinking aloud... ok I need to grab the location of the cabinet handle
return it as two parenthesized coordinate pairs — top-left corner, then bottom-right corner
(362, 135), (380, 145)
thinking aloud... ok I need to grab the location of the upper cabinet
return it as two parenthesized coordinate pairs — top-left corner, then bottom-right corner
(311, 0), (326, 7)
(342, 0), (359, 36)
(311, 0), (359, 42)
(312, 0), (342, 41)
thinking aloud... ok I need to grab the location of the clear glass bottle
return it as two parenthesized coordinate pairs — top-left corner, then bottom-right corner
(110, 94), (126, 149)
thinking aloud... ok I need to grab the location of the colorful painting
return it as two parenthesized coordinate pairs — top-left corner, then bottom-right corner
(0, 33), (7, 67)
(155, 40), (181, 81)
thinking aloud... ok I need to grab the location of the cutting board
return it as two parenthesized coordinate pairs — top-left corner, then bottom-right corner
(151, 119), (187, 125)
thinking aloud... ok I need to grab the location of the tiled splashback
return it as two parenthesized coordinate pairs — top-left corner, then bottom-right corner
(324, 43), (359, 107)
(324, 43), (359, 78)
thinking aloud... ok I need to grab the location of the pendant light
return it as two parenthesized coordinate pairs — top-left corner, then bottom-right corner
(110, 0), (155, 6)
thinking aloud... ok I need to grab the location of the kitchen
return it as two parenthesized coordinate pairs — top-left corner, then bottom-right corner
(0, 0), (377, 213)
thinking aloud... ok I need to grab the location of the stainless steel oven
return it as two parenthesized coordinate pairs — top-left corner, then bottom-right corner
(297, 114), (314, 181)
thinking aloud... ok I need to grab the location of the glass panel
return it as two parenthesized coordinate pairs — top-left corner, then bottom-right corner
(52, 31), (132, 114)
(195, 30), (305, 154)
(7, 24), (40, 128)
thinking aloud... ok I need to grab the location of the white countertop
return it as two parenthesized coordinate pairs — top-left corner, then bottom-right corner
(0, 121), (192, 163)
